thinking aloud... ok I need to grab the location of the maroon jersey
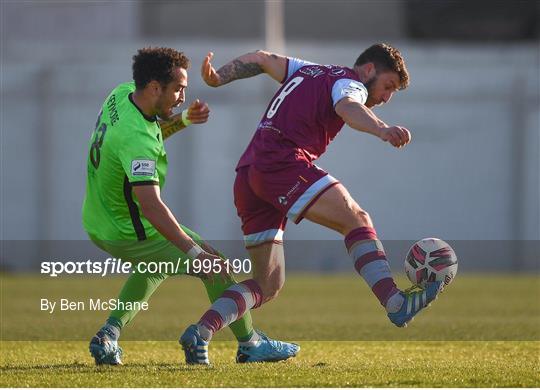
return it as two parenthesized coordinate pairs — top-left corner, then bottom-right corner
(237, 58), (368, 171)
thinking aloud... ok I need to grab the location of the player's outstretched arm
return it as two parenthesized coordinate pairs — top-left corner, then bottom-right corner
(335, 97), (411, 148)
(159, 99), (210, 140)
(201, 51), (287, 87)
(134, 185), (230, 283)
(133, 185), (212, 256)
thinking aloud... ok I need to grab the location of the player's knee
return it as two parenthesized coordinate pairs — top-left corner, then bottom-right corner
(354, 208), (372, 227)
(260, 278), (284, 302)
(340, 207), (373, 235)
(262, 288), (280, 303)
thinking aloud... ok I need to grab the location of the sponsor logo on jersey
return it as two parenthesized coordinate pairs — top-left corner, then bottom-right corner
(278, 196), (288, 205)
(330, 68), (346, 77)
(257, 120), (281, 133)
(299, 66), (324, 78)
(131, 159), (156, 176)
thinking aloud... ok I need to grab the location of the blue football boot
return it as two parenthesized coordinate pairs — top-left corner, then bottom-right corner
(89, 328), (123, 365)
(388, 281), (443, 327)
(179, 324), (210, 365)
(236, 331), (300, 363)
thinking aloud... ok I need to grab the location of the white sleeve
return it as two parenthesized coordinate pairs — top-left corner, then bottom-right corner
(331, 78), (368, 106)
(286, 57), (317, 80)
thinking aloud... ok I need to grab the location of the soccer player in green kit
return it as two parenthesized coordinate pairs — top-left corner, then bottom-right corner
(82, 47), (298, 365)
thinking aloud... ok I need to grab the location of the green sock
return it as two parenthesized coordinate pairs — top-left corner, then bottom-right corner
(201, 276), (254, 342)
(108, 271), (169, 328)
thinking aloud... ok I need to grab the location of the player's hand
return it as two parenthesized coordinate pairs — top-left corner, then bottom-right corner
(196, 253), (232, 284)
(207, 257), (233, 285)
(194, 242), (233, 284)
(187, 99), (210, 124)
(201, 52), (222, 87)
(379, 126), (411, 148)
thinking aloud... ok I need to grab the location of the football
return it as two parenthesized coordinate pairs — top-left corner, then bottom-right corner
(404, 238), (458, 287)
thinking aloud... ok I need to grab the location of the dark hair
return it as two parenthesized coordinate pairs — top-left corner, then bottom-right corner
(354, 43), (409, 90)
(132, 47), (190, 89)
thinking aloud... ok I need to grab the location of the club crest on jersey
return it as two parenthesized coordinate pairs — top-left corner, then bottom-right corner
(131, 159), (156, 176)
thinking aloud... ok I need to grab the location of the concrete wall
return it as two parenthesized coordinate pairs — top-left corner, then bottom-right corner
(2, 41), (538, 243)
(1, 2), (539, 271)
(1, 0), (407, 42)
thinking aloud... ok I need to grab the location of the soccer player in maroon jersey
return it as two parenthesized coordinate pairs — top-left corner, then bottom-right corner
(180, 44), (444, 361)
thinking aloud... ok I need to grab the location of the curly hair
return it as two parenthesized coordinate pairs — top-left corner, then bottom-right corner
(132, 47), (190, 90)
(354, 43), (409, 90)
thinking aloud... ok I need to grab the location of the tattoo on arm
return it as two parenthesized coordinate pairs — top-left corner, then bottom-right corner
(217, 59), (263, 86)
(159, 116), (186, 140)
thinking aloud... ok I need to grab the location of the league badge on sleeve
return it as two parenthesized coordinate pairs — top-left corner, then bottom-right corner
(131, 159), (156, 176)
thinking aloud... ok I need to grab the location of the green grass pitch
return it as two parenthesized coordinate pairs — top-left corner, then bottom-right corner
(1, 274), (539, 387)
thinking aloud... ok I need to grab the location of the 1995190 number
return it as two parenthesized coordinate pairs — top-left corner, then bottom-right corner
(185, 258), (251, 275)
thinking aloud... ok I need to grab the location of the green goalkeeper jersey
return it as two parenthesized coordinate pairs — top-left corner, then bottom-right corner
(82, 81), (167, 241)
